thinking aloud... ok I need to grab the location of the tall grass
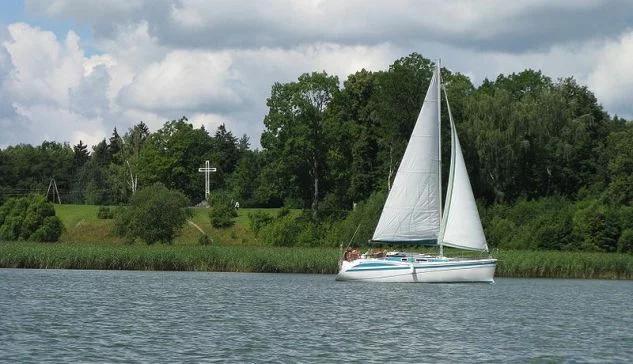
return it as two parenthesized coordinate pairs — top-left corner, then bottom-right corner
(495, 250), (633, 279)
(1, 242), (632, 279)
(0, 242), (339, 274)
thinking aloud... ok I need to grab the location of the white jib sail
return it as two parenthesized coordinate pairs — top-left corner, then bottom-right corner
(372, 66), (441, 242)
(439, 88), (488, 251)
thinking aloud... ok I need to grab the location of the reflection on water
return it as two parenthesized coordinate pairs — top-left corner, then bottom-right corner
(1, 269), (632, 363)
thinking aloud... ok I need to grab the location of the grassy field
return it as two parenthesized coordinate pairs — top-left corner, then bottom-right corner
(54, 204), (289, 245)
(0, 204), (630, 279)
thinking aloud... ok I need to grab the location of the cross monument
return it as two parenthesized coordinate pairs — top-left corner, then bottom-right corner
(198, 160), (217, 201)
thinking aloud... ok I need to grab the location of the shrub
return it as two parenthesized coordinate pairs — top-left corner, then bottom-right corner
(21, 196), (56, 238)
(532, 211), (574, 250)
(277, 207), (290, 218)
(248, 211), (273, 236)
(0, 195), (62, 242)
(114, 183), (191, 244)
(209, 193), (237, 228)
(296, 220), (320, 246)
(485, 217), (517, 249)
(618, 229), (633, 253)
(113, 206), (130, 237)
(259, 215), (299, 246)
(29, 216), (64, 242)
(97, 206), (114, 219)
(198, 234), (213, 246)
(572, 202), (619, 252)
(326, 191), (386, 246)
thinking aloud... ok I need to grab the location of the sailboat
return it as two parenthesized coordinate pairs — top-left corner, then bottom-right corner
(336, 62), (496, 283)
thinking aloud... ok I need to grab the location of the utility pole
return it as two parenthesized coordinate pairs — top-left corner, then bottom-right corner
(198, 160), (217, 201)
(46, 178), (62, 204)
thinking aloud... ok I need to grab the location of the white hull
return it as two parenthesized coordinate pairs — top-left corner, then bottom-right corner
(336, 258), (496, 283)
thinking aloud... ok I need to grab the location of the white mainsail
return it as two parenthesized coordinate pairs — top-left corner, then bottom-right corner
(372, 66), (441, 242)
(439, 88), (488, 251)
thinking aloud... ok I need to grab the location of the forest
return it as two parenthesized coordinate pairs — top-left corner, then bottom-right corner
(1, 53), (632, 252)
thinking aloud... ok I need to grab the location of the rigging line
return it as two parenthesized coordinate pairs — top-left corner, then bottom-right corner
(345, 223), (362, 250)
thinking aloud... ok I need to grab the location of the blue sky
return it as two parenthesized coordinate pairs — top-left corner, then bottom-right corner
(1, 0), (95, 53)
(1, 0), (633, 148)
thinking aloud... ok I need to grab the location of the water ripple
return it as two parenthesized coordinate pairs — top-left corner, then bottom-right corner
(1, 270), (632, 363)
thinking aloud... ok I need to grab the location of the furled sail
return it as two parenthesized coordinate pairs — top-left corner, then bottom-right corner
(372, 66), (441, 243)
(439, 88), (488, 251)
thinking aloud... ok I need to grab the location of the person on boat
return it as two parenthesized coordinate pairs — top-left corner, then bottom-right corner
(343, 248), (351, 261)
(344, 248), (361, 261)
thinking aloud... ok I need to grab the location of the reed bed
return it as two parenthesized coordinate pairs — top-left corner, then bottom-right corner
(1, 242), (632, 279)
(0, 242), (339, 274)
(495, 250), (633, 279)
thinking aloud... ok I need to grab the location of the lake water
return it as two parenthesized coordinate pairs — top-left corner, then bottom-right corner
(1, 269), (632, 363)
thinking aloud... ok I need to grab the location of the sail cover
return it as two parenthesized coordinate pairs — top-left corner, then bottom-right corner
(372, 67), (441, 243)
(439, 90), (488, 251)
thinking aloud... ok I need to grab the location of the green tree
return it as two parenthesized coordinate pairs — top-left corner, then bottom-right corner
(114, 183), (191, 244)
(261, 71), (340, 216)
(228, 150), (262, 207)
(72, 140), (90, 169)
(208, 193), (237, 228)
(137, 117), (214, 203)
(211, 124), (240, 176)
(606, 128), (633, 205)
(572, 201), (619, 252)
(327, 69), (380, 205)
(108, 127), (123, 159)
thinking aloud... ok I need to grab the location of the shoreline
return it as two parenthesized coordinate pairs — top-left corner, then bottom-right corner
(1, 242), (632, 279)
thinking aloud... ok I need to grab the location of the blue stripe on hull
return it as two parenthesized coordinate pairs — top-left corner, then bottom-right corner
(347, 266), (411, 272)
(347, 261), (495, 272)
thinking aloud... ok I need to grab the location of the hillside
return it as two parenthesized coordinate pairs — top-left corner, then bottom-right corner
(54, 204), (291, 246)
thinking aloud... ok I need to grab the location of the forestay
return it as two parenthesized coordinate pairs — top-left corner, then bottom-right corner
(372, 67), (441, 243)
(439, 89), (488, 251)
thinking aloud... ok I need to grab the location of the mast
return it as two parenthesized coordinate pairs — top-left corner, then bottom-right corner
(437, 60), (443, 257)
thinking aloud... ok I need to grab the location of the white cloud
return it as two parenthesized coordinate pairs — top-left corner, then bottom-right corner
(3, 1), (633, 148)
(118, 50), (244, 113)
(588, 31), (633, 117)
(29, 0), (633, 52)
(3, 23), (83, 106)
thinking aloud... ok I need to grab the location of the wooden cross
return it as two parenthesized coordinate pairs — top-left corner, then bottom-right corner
(198, 160), (217, 201)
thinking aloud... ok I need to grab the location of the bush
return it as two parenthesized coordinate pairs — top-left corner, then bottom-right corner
(572, 202), (619, 252)
(97, 206), (114, 219)
(209, 193), (237, 228)
(326, 191), (386, 246)
(296, 220), (320, 246)
(248, 211), (273, 236)
(198, 234), (213, 246)
(0, 195), (63, 242)
(485, 217), (517, 249)
(259, 215), (300, 246)
(277, 207), (290, 218)
(618, 229), (633, 253)
(258, 213), (328, 247)
(29, 216), (64, 242)
(113, 206), (130, 237)
(114, 183), (191, 244)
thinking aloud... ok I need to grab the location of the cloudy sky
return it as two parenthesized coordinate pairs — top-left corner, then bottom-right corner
(1, 0), (632, 148)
